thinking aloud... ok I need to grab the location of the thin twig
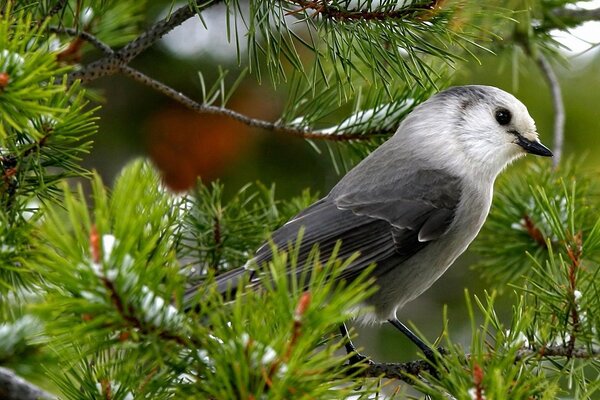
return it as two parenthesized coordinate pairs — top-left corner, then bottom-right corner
(288, 0), (441, 21)
(119, 66), (378, 141)
(536, 54), (564, 168)
(48, 26), (114, 55)
(52, 28), (381, 142)
(515, 344), (598, 361)
(68, 1), (223, 84)
(521, 214), (547, 248)
(0, 367), (55, 400)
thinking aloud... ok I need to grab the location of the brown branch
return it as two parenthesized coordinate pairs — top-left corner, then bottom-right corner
(48, 26), (114, 55)
(357, 358), (434, 381)
(521, 214), (547, 248)
(472, 362), (485, 400)
(53, 28), (381, 142)
(67, 1), (223, 84)
(515, 344), (598, 361)
(119, 66), (379, 142)
(64, 32), (379, 139)
(356, 345), (600, 382)
(288, 0), (441, 22)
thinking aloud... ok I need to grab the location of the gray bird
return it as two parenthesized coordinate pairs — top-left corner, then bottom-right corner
(201, 85), (552, 356)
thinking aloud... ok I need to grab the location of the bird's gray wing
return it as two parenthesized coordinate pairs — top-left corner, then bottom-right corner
(245, 168), (462, 284)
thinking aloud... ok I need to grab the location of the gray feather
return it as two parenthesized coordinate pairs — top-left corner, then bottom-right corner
(228, 163), (462, 291)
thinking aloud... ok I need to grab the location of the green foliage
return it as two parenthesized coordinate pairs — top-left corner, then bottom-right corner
(1, 1), (600, 398)
(28, 160), (381, 398)
(178, 180), (318, 274)
(0, 11), (70, 137)
(32, 162), (184, 350)
(14, 0), (149, 47)
(413, 293), (561, 399)
(473, 160), (598, 284)
(238, 0), (506, 91)
(0, 7), (97, 294)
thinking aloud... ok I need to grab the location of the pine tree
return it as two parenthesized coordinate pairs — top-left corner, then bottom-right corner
(1, 1), (599, 398)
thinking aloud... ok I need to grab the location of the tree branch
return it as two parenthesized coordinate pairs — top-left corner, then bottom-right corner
(355, 345), (600, 382)
(67, 0), (223, 84)
(549, 7), (600, 28)
(0, 367), (55, 400)
(48, 26), (113, 55)
(536, 53), (564, 168)
(54, 28), (382, 142)
(287, 0), (441, 21)
(120, 66), (378, 142)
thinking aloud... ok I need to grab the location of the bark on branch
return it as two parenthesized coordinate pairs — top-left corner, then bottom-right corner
(67, 1), (223, 84)
(356, 345), (600, 382)
(54, 29), (383, 142)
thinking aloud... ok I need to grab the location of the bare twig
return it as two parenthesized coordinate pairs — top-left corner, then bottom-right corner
(68, 1), (223, 84)
(0, 367), (55, 400)
(119, 66), (378, 141)
(536, 54), (564, 168)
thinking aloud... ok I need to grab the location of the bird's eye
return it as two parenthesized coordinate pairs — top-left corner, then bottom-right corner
(495, 108), (512, 126)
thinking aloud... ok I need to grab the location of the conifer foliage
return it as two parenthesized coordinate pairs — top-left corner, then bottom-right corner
(0, 0), (599, 399)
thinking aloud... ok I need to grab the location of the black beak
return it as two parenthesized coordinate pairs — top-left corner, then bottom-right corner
(515, 135), (553, 157)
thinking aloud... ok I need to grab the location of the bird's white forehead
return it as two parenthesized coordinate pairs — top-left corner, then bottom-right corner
(438, 85), (538, 138)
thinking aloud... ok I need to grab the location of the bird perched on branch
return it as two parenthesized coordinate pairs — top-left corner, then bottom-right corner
(192, 85), (553, 358)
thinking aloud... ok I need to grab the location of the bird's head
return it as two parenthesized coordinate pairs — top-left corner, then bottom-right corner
(403, 85), (553, 179)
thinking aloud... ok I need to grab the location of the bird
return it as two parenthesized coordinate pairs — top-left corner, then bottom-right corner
(193, 85), (553, 358)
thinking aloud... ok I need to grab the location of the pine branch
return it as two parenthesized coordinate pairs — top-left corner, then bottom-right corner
(358, 359), (433, 381)
(67, 1), (223, 84)
(549, 6), (600, 28)
(54, 27), (381, 142)
(0, 367), (55, 400)
(120, 66), (378, 142)
(357, 345), (600, 382)
(515, 345), (600, 361)
(48, 26), (113, 55)
(287, 0), (441, 21)
(536, 53), (564, 168)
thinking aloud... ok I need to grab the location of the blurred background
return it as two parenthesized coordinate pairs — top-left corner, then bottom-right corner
(82, 0), (600, 363)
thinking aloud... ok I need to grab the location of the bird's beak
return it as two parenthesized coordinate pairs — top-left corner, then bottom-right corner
(515, 134), (553, 157)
